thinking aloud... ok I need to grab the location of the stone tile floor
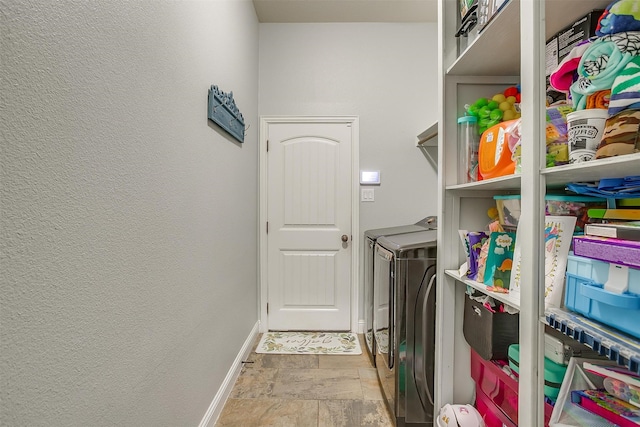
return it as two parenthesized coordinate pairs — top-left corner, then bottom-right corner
(215, 334), (394, 426)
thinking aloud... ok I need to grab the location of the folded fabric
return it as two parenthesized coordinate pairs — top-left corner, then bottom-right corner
(571, 32), (640, 110)
(597, 0), (640, 36)
(596, 108), (640, 158)
(600, 175), (640, 189)
(608, 56), (640, 115)
(550, 41), (592, 93)
(567, 179), (640, 198)
(586, 89), (611, 109)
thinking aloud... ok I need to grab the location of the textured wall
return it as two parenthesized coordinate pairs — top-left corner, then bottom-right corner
(0, 1), (259, 425)
(259, 23), (439, 324)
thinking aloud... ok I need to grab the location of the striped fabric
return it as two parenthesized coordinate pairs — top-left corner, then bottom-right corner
(609, 56), (640, 115)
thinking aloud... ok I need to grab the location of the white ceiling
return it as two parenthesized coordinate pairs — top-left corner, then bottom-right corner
(252, 0), (438, 23)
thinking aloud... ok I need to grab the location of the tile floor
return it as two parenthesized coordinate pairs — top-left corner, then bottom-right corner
(215, 334), (394, 427)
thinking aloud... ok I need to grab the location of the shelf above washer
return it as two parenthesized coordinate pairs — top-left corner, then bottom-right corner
(416, 121), (438, 147)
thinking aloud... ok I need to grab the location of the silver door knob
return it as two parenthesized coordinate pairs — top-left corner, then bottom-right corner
(341, 234), (349, 242)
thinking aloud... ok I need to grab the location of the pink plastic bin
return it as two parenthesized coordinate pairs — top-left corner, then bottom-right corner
(471, 348), (553, 426)
(475, 389), (517, 427)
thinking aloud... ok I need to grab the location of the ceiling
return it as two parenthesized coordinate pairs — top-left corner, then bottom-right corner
(252, 0), (438, 23)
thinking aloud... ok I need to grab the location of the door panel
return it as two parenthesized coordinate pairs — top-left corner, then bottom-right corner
(283, 139), (336, 225)
(282, 251), (336, 305)
(267, 121), (353, 331)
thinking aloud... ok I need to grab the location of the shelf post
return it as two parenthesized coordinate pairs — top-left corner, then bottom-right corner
(519, 0), (547, 426)
(434, 0), (461, 415)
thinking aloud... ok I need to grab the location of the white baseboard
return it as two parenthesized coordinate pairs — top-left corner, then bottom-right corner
(357, 319), (365, 334)
(199, 321), (260, 427)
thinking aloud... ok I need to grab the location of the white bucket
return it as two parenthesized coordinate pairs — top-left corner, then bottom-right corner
(566, 109), (609, 163)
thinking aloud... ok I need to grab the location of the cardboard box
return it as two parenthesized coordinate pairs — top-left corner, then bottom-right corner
(477, 0), (508, 32)
(545, 10), (603, 76)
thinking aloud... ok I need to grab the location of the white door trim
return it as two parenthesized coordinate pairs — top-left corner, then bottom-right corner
(259, 116), (359, 333)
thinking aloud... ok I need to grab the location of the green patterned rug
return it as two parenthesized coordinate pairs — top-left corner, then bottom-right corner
(256, 332), (362, 355)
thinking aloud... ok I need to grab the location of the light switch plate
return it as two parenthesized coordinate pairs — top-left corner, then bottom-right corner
(361, 188), (375, 202)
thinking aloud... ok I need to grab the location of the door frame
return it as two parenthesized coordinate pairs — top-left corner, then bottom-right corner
(259, 116), (360, 333)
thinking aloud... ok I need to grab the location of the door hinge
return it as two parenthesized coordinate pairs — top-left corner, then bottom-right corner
(266, 221), (269, 234)
(266, 303), (269, 314)
(266, 140), (269, 152)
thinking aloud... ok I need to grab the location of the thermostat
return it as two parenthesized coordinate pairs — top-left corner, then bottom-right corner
(360, 170), (381, 185)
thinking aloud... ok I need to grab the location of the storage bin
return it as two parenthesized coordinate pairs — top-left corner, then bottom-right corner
(475, 389), (517, 427)
(493, 195), (606, 229)
(508, 344), (568, 399)
(565, 275), (640, 340)
(463, 295), (519, 360)
(567, 253), (640, 296)
(565, 253), (640, 339)
(471, 348), (553, 426)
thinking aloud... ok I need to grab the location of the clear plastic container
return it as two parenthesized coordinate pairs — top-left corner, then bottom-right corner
(457, 116), (480, 183)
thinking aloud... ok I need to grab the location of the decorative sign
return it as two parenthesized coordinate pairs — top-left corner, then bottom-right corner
(207, 85), (245, 143)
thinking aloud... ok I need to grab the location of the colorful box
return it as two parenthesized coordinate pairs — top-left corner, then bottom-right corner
(573, 235), (640, 270)
(571, 389), (640, 427)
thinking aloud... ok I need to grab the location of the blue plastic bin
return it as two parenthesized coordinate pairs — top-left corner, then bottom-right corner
(565, 254), (640, 339)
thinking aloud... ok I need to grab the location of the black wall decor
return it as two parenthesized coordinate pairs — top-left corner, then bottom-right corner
(207, 85), (245, 143)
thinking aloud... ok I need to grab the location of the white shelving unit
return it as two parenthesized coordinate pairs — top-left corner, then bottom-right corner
(445, 269), (521, 310)
(434, 1), (639, 426)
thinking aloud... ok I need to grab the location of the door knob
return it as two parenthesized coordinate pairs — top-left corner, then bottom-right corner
(341, 234), (349, 242)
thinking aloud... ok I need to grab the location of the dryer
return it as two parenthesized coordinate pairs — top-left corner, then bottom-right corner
(373, 230), (437, 427)
(363, 217), (436, 366)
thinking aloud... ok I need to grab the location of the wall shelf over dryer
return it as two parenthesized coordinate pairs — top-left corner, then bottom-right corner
(417, 121), (438, 170)
(207, 85), (245, 143)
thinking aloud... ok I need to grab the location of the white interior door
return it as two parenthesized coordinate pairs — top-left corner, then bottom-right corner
(266, 119), (354, 331)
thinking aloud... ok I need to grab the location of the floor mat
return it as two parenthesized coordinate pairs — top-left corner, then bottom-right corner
(255, 331), (362, 355)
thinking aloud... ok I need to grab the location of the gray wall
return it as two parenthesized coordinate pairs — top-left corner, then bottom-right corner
(1, 1), (259, 425)
(258, 23), (439, 326)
